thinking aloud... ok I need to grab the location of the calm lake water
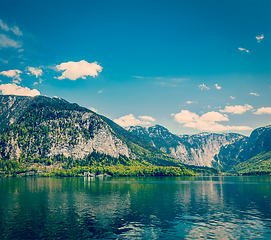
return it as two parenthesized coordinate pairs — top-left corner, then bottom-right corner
(0, 176), (270, 240)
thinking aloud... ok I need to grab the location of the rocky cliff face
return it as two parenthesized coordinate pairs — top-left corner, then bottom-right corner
(0, 96), (130, 160)
(127, 125), (247, 167)
(214, 125), (271, 170)
(239, 125), (271, 161)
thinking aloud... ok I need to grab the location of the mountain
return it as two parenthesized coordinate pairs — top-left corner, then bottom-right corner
(127, 124), (271, 174)
(215, 125), (271, 172)
(213, 137), (248, 171)
(227, 151), (271, 175)
(126, 125), (246, 168)
(0, 95), (68, 133)
(0, 95), (209, 176)
(238, 125), (271, 161)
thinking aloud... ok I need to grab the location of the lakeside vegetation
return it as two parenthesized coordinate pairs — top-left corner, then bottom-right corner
(0, 150), (197, 177)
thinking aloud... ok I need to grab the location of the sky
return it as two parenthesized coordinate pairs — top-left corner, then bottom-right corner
(0, 0), (270, 136)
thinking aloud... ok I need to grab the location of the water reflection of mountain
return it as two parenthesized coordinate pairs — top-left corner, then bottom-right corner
(0, 177), (270, 239)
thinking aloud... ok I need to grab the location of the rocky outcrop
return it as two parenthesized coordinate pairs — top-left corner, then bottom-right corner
(49, 127), (130, 159)
(0, 96), (130, 160)
(127, 125), (247, 167)
(214, 125), (271, 170)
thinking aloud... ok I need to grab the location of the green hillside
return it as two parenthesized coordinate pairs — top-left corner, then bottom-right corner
(228, 151), (271, 175)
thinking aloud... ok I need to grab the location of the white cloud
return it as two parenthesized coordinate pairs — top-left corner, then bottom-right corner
(0, 83), (40, 96)
(11, 26), (22, 36)
(186, 101), (197, 104)
(0, 19), (22, 36)
(114, 114), (155, 127)
(215, 84), (221, 90)
(174, 110), (199, 124)
(219, 104), (253, 114)
(238, 47), (249, 53)
(55, 60), (102, 80)
(98, 90), (102, 93)
(0, 19), (9, 31)
(27, 67), (43, 78)
(256, 34), (264, 43)
(230, 96), (236, 100)
(249, 92), (259, 96)
(0, 69), (22, 83)
(173, 110), (252, 131)
(138, 116), (156, 122)
(200, 111), (228, 122)
(198, 84), (210, 90)
(0, 34), (21, 48)
(253, 107), (271, 115)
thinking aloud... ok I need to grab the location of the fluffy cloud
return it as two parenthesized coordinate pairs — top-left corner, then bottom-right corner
(173, 110), (251, 131)
(230, 96), (236, 100)
(215, 84), (221, 90)
(0, 69), (22, 83)
(0, 19), (22, 36)
(27, 67), (43, 78)
(138, 116), (156, 122)
(253, 107), (271, 115)
(256, 34), (264, 43)
(174, 110), (199, 124)
(114, 114), (155, 127)
(219, 104), (253, 114)
(0, 34), (21, 48)
(198, 84), (210, 90)
(238, 47), (249, 53)
(186, 101), (197, 104)
(249, 92), (259, 96)
(55, 60), (102, 80)
(0, 83), (40, 96)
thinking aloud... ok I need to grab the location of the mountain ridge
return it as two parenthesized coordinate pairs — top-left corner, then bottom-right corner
(126, 124), (247, 168)
(127, 124), (271, 174)
(0, 95), (203, 176)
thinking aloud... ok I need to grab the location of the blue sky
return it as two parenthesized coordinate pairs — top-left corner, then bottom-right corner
(0, 0), (270, 136)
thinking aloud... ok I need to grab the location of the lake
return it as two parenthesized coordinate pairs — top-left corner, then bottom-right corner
(0, 176), (270, 239)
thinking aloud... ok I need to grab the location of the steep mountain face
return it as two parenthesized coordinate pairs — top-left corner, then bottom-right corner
(239, 125), (271, 161)
(0, 95), (184, 168)
(127, 125), (247, 168)
(0, 98), (129, 160)
(213, 137), (248, 171)
(214, 125), (271, 171)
